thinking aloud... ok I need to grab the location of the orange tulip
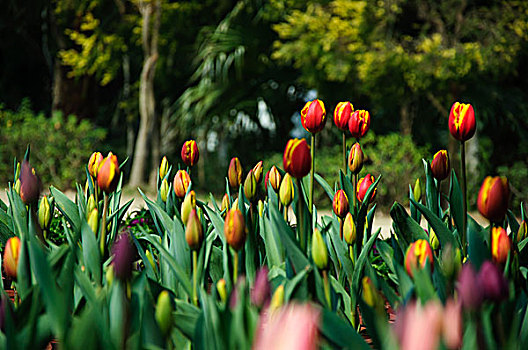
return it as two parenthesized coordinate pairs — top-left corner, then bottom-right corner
(3, 236), (21, 279)
(173, 169), (191, 198)
(491, 227), (511, 264)
(97, 152), (120, 194)
(477, 176), (510, 222)
(224, 208), (246, 251)
(405, 239), (434, 277)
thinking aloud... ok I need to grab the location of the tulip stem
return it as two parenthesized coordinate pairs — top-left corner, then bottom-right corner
(342, 132), (347, 173)
(192, 250), (198, 306)
(339, 217), (344, 240)
(460, 141), (468, 255)
(283, 205), (288, 223)
(353, 174), (358, 213)
(322, 269), (331, 308)
(309, 133), (315, 216)
(233, 250), (239, 285)
(296, 178), (306, 253)
(349, 245), (355, 266)
(100, 194), (109, 257)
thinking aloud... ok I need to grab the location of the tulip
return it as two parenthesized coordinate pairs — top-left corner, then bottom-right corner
(429, 229), (439, 250)
(221, 193), (230, 214)
(477, 176), (510, 222)
(224, 208), (246, 251)
(266, 166), (281, 193)
(185, 209), (203, 250)
(88, 152), (104, 178)
(442, 299), (463, 349)
(269, 285), (285, 313)
(300, 99), (326, 134)
(449, 102), (476, 142)
(88, 208), (99, 235)
(251, 267), (271, 308)
(145, 249), (156, 271)
(457, 263), (483, 310)
(491, 226), (511, 265)
(279, 173), (294, 207)
(356, 174), (376, 203)
(311, 228), (328, 270)
(348, 110), (370, 139)
(244, 170), (257, 202)
(332, 189), (349, 219)
(405, 239), (434, 277)
(159, 156), (169, 180)
(362, 276), (383, 313)
(155, 291), (173, 336)
(258, 200), (264, 217)
(159, 178), (169, 202)
(334, 101), (353, 131)
(173, 169), (191, 198)
(228, 157), (243, 189)
(283, 138), (311, 179)
(343, 213), (356, 245)
(112, 232), (136, 281)
(38, 195), (51, 230)
(19, 160), (41, 205)
(253, 161), (264, 184)
(430, 150), (450, 181)
(181, 190), (196, 225)
(86, 195), (96, 216)
(477, 260), (509, 302)
(3, 237), (21, 279)
(181, 140), (199, 167)
(14, 179), (21, 195)
(217, 278), (227, 303)
(348, 142), (364, 175)
(517, 220), (527, 242)
(413, 178), (421, 202)
(97, 152), (120, 194)
(398, 300), (444, 350)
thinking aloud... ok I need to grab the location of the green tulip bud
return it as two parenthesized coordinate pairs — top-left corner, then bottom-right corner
(185, 209), (203, 250)
(311, 228), (328, 270)
(106, 265), (114, 287)
(159, 156), (169, 180)
(181, 190), (196, 224)
(145, 250), (156, 271)
(343, 213), (356, 245)
(14, 179), (21, 194)
(155, 290), (173, 336)
(269, 285), (284, 313)
(160, 178), (169, 202)
(244, 169), (257, 202)
(86, 195), (96, 218)
(88, 208), (99, 235)
(38, 195), (51, 230)
(413, 178), (421, 202)
(279, 173), (294, 207)
(257, 200), (264, 217)
(217, 278), (227, 303)
(429, 228), (439, 250)
(517, 220), (527, 242)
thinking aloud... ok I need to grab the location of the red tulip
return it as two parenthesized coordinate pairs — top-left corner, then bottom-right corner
(173, 169), (191, 198)
(348, 142), (364, 174)
(356, 174), (376, 203)
(3, 237), (20, 279)
(97, 152), (120, 194)
(301, 99), (326, 134)
(181, 140), (199, 167)
(334, 102), (353, 131)
(348, 110), (370, 139)
(405, 239), (434, 277)
(283, 139), (311, 179)
(19, 160), (41, 205)
(332, 189), (349, 219)
(228, 157), (243, 189)
(430, 150), (450, 181)
(491, 227), (511, 265)
(449, 102), (476, 142)
(477, 176), (510, 222)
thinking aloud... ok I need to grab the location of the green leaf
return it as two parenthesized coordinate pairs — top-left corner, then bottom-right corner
(467, 217), (490, 270)
(319, 308), (370, 350)
(80, 219), (101, 283)
(352, 228), (381, 293)
(423, 159), (439, 216)
(390, 202), (428, 245)
(410, 198), (458, 249)
(315, 173), (335, 201)
(50, 186), (81, 232)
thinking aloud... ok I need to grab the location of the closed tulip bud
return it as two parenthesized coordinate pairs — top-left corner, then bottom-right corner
(357, 174), (376, 203)
(14, 179), (21, 194)
(145, 250), (156, 271)
(159, 156), (169, 180)
(251, 267), (271, 308)
(334, 101), (353, 131)
(106, 265), (114, 286)
(431, 150), (450, 181)
(258, 200), (264, 217)
(348, 142), (364, 174)
(3, 237), (21, 279)
(449, 102), (476, 142)
(181, 140), (199, 167)
(279, 173), (294, 207)
(244, 170), (257, 202)
(228, 157), (243, 189)
(181, 190), (196, 224)
(155, 291), (173, 336)
(301, 99), (326, 134)
(269, 285), (285, 313)
(266, 166), (281, 192)
(362, 276), (382, 312)
(457, 263), (483, 310)
(112, 233), (135, 281)
(38, 196), (51, 230)
(332, 189), (349, 219)
(253, 161), (264, 184)
(348, 110), (371, 139)
(217, 279), (227, 303)
(224, 208), (246, 251)
(405, 239), (434, 277)
(517, 220), (527, 242)
(491, 227), (511, 265)
(19, 160), (41, 205)
(478, 261), (509, 302)
(86, 195), (96, 217)
(185, 209), (203, 250)
(88, 208), (99, 235)
(221, 193), (230, 214)
(97, 152), (120, 194)
(88, 152), (104, 178)
(413, 178), (421, 202)
(429, 229), (439, 250)
(159, 178), (169, 202)
(173, 169), (191, 198)
(283, 138), (311, 179)
(312, 228), (328, 270)
(343, 213), (356, 244)
(232, 198), (239, 211)
(477, 176), (510, 222)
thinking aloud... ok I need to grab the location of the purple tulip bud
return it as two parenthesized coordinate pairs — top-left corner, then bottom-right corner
(251, 267), (271, 308)
(112, 232), (136, 281)
(19, 160), (41, 205)
(456, 263), (483, 310)
(478, 261), (509, 302)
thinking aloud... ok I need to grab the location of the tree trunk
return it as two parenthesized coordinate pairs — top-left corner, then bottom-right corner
(128, 0), (161, 188)
(399, 103), (413, 136)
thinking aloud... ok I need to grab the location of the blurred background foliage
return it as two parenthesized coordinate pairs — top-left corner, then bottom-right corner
(0, 0), (527, 211)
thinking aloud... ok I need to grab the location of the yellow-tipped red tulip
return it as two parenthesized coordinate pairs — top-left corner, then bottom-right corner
(300, 99), (326, 134)
(283, 139), (311, 179)
(181, 140), (199, 167)
(224, 208), (246, 251)
(173, 169), (191, 198)
(88, 152), (104, 178)
(449, 102), (476, 142)
(185, 209), (203, 250)
(405, 239), (434, 277)
(97, 152), (120, 194)
(266, 166), (281, 193)
(3, 236), (21, 279)
(228, 157), (243, 189)
(332, 189), (349, 219)
(431, 150), (450, 181)
(477, 176), (510, 222)
(357, 174), (376, 203)
(159, 156), (169, 180)
(334, 102), (353, 131)
(348, 142), (364, 175)
(253, 161), (264, 184)
(244, 170), (257, 202)
(491, 227), (511, 265)
(348, 110), (371, 139)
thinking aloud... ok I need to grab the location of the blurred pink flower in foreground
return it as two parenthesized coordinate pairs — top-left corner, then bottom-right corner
(254, 303), (320, 350)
